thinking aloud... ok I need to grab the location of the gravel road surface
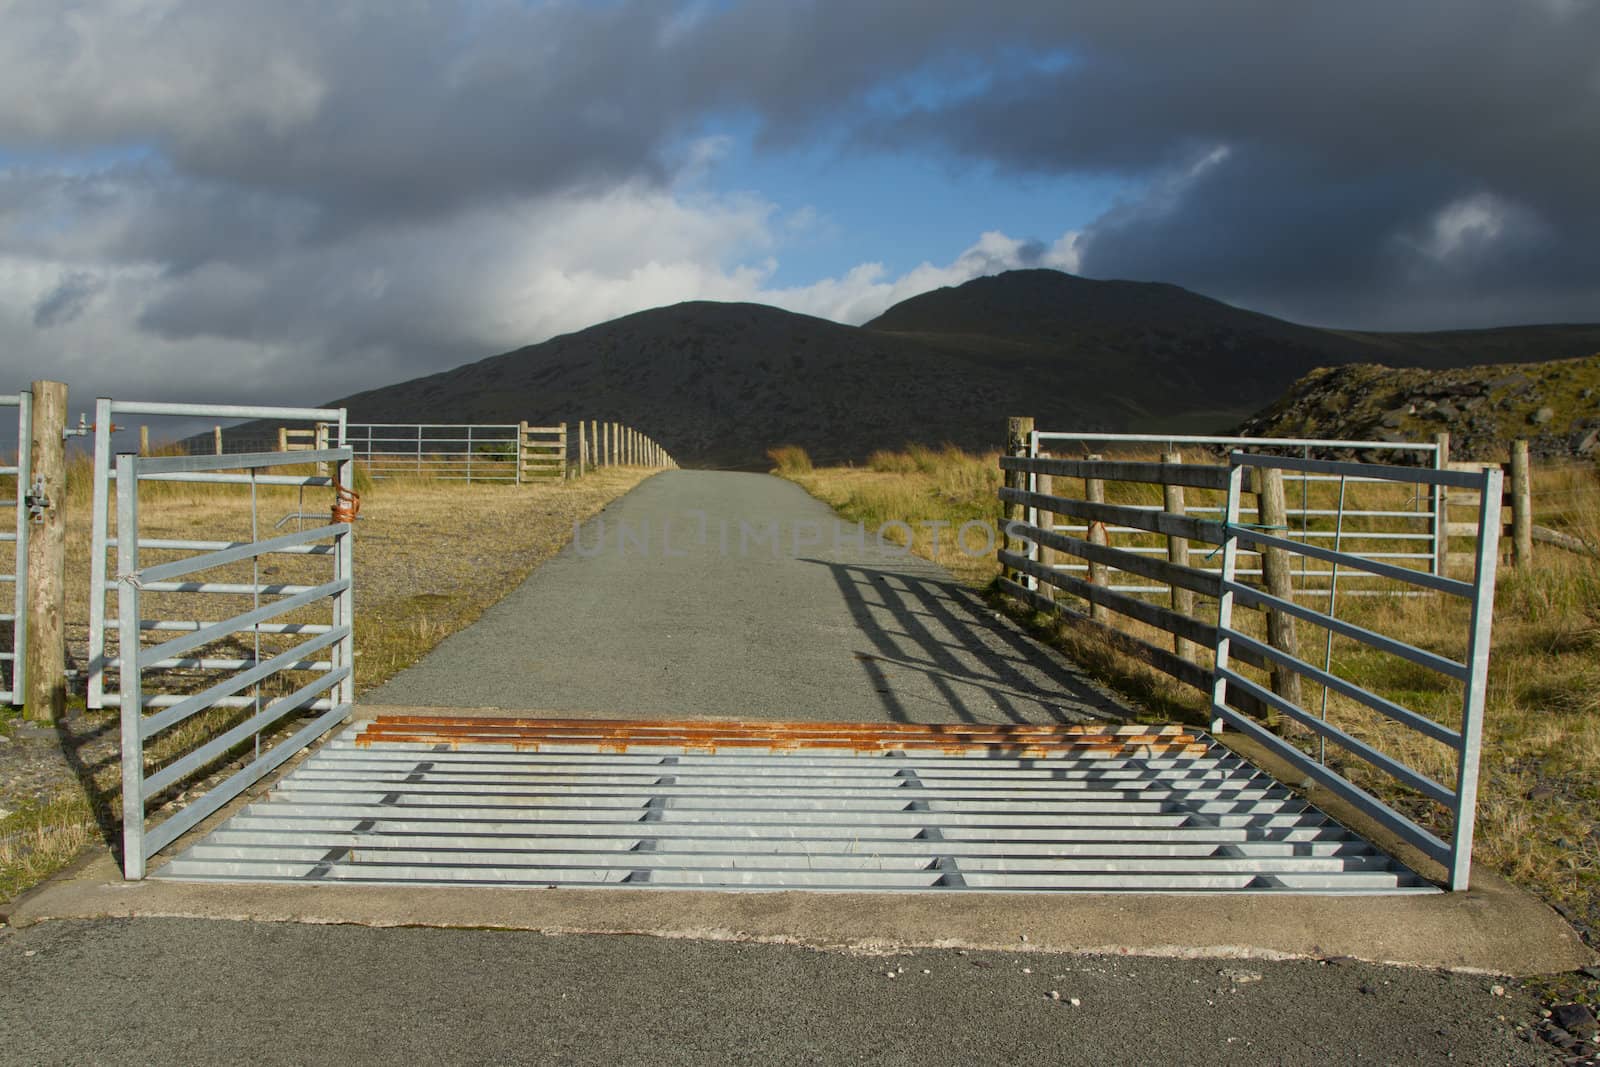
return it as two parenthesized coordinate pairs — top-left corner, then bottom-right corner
(0, 918), (1552, 1066)
(368, 470), (1127, 723)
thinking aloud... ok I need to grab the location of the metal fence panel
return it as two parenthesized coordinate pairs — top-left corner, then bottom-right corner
(0, 392), (30, 704)
(113, 443), (355, 878)
(1209, 451), (1502, 891)
(346, 423), (520, 483)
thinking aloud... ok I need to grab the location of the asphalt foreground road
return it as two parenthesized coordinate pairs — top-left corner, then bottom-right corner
(0, 918), (1556, 1065)
(4, 471), (1590, 1064)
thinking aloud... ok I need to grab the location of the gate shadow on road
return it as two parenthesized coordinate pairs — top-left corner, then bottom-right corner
(803, 558), (1134, 726)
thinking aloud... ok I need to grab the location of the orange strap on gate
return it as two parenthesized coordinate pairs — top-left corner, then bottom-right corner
(332, 484), (361, 524)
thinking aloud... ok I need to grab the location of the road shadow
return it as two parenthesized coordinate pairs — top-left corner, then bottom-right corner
(802, 558), (1134, 726)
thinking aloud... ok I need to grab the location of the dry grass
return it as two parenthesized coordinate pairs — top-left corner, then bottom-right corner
(781, 444), (1600, 929)
(780, 444), (1003, 587)
(0, 462), (653, 901)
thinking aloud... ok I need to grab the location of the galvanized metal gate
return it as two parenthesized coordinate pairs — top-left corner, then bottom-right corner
(154, 717), (1430, 892)
(87, 401), (355, 878)
(1211, 452), (1502, 890)
(0, 392), (30, 705)
(344, 422), (520, 483)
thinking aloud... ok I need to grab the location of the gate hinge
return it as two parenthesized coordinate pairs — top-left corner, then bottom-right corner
(24, 476), (50, 523)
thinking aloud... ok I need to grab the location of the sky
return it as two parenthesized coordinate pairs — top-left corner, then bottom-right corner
(1, 0), (1598, 412)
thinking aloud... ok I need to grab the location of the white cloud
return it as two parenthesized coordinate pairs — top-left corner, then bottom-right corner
(1412, 193), (1512, 262)
(0, 154), (1076, 406)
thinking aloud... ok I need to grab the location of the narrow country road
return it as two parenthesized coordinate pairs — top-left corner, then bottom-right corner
(368, 469), (1127, 723)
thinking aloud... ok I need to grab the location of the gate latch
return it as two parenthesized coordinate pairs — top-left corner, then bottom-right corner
(24, 476), (50, 523)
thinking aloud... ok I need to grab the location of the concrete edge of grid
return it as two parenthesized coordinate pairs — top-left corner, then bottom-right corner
(8, 818), (1591, 978)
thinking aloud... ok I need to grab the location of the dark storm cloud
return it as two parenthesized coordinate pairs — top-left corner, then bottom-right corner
(852, 2), (1600, 327)
(32, 270), (104, 328)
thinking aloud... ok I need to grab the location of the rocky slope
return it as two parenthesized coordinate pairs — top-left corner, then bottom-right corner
(1237, 353), (1600, 459)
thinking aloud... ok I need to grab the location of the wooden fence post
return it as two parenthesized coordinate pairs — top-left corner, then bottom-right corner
(558, 422), (569, 479)
(315, 421), (330, 477)
(577, 421), (587, 479)
(213, 425), (223, 455)
(25, 379), (67, 722)
(517, 421), (529, 485)
(1002, 417), (1034, 584)
(277, 427), (288, 452)
(1511, 438), (1532, 568)
(139, 425), (150, 457)
(1035, 454), (1056, 604)
(1162, 451), (1197, 663)
(1084, 454), (1108, 623)
(1256, 466), (1302, 715)
(590, 420), (598, 467)
(1432, 431), (1451, 575)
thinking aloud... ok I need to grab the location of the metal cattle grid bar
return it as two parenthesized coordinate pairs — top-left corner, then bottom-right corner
(1029, 430), (1446, 597)
(0, 392), (30, 704)
(1210, 452), (1501, 891)
(86, 400), (348, 711)
(154, 716), (1432, 893)
(116, 443), (355, 878)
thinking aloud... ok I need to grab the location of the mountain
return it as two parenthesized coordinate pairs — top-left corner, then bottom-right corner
(326, 270), (1600, 468)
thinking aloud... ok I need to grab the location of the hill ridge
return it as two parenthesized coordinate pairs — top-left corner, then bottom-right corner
(326, 269), (1600, 467)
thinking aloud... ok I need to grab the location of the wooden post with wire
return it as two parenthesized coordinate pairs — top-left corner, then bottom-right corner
(1001, 417), (1033, 585)
(1511, 438), (1532, 568)
(1084, 454), (1109, 623)
(516, 421), (529, 485)
(1432, 431), (1451, 575)
(25, 379), (67, 722)
(1162, 450), (1198, 663)
(139, 425), (150, 457)
(1256, 465), (1302, 715)
(213, 425), (223, 455)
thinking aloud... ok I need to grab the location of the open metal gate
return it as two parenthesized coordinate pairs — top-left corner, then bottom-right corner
(0, 392), (30, 704)
(1211, 452), (1502, 890)
(87, 401), (354, 878)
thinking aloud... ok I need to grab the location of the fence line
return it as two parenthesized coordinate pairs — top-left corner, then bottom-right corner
(330, 419), (679, 483)
(1031, 429), (1450, 596)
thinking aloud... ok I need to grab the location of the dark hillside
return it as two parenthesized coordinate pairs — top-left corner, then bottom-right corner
(315, 270), (1600, 467)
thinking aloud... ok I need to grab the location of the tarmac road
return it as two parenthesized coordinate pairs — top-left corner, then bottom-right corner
(367, 470), (1128, 723)
(0, 917), (1552, 1066)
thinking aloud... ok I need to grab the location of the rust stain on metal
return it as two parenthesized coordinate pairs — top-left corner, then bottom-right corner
(353, 715), (1207, 758)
